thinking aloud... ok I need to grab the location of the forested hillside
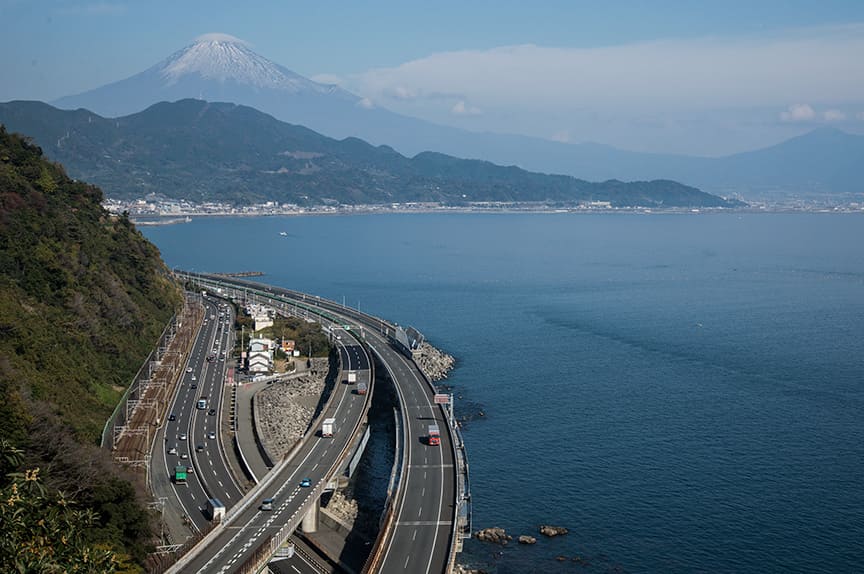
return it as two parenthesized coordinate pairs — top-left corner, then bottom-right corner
(0, 100), (743, 208)
(0, 125), (182, 571)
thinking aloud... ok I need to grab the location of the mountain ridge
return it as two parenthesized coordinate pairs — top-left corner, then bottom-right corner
(0, 99), (741, 208)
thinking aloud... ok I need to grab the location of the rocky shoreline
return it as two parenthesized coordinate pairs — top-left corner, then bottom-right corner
(414, 341), (455, 382)
(461, 525), (574, 572)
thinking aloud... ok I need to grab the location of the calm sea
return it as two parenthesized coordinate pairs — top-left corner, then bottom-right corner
(143, 213), (864, 573)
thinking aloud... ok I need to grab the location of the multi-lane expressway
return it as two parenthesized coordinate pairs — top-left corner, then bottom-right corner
(184, 273), (464, 574)
(163, 293), (372, 573)
(150, 297), (242, 531)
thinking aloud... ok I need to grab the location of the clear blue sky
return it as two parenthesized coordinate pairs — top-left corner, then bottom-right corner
(2, 0), (864, 154)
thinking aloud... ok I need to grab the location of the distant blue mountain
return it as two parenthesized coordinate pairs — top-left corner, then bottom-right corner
(703, 128), (864, 193)
(50, 36), (864, 196)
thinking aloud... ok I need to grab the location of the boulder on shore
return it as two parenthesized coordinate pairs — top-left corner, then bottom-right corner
(539, 525), (569, 537)
(474, 527), (511, 544)
(518, 535), (537, 545)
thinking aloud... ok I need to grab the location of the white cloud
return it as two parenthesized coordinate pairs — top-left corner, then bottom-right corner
(823, 109), (846, 121)
(341, 24), (864, 115)
(550, 130), (571, 143)
(356, 97), (375, 109)
(324, 23), (864, 154)
(780, 103), (816, 122)
(451, 100), (481, 116)
(388, 86), (419, 100)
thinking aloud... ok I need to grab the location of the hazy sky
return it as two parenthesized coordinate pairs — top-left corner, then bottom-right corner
(2, 0), (864, 155)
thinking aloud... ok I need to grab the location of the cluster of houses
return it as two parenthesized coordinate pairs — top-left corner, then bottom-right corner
(244, 304), (301, 375)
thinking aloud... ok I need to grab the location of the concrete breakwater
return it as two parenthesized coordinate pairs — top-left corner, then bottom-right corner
(254, 358), (329, 460)
(414, 341), (455, 382)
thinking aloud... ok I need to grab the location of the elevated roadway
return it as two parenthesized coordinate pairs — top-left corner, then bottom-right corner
(165, 294), (373, 573)
(183, 273), (467, 574)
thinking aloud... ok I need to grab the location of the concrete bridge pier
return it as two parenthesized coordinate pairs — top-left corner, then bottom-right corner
(302, 497), (320, 533)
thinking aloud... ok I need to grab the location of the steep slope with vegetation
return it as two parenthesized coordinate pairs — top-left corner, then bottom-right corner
(0, 100), (743, 208)
(0, 125), (182, 571)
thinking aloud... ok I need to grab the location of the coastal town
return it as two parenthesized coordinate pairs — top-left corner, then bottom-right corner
(106, 194), (864, 222)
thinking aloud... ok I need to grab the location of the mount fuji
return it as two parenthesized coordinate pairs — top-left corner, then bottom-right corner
(53, 34), (362, 125)
(53, 33), (670, 180)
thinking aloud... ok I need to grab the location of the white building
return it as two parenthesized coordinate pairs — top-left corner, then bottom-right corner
(248, 337), (274, 373)
(254, 313), (273, 332)
(246, 303), (274, 332)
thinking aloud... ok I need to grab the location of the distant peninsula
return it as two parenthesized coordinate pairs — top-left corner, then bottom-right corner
(0, 99), (743, 209)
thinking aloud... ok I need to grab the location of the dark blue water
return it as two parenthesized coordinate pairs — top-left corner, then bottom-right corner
(143, 213), (864, 573)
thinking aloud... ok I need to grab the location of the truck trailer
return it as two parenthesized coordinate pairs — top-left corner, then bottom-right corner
(321, 418), (336, 438)
(173, 465), (188, 485)
(428, 424), (441, 446)
(347, 370), (357, 384)
(206, 498), (226, 522)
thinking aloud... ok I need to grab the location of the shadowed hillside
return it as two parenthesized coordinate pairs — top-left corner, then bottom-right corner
(0, 125), (182, 571)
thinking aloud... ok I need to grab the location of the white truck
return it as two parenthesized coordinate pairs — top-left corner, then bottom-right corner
(347, 370), (357, 384)
(321, 418), (336, 438)
(206, 498), (226, 522)
(356, 382), (368, 395)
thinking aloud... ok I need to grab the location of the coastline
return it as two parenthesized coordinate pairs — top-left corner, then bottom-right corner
(126, 202), (864, 226)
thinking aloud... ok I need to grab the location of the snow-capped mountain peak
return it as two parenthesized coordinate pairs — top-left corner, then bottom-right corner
(52, 32), (361, 135)
(155, 33), (335, 95)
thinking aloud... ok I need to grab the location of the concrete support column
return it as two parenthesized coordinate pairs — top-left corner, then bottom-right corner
(301, 497), (319, 533)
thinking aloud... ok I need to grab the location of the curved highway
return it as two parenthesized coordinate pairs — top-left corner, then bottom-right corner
(184, 273), (459, 574)
(366, 337), (454, 574)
